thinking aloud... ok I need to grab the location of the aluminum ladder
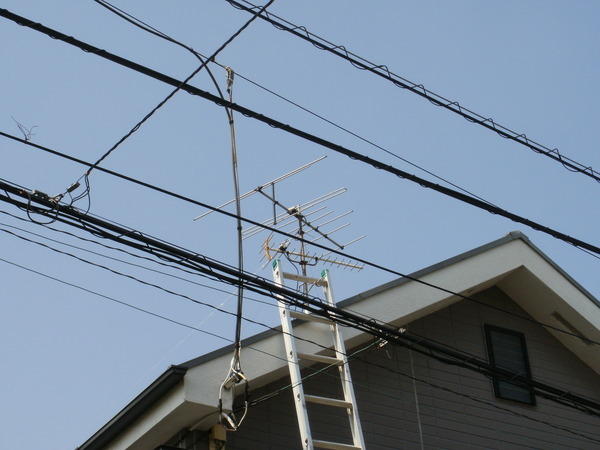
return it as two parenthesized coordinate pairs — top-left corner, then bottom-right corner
(272, 259), (365, 450)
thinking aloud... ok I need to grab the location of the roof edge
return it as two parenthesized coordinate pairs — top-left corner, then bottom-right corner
(78, 231), (600, 449)
(338, 231), (599, 309)
(76, 365), (187, 450)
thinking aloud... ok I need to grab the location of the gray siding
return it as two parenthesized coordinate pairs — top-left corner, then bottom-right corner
(215, 287), (600, 449)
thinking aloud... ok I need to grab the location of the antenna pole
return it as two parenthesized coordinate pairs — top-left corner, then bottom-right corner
(296, 211), (309, 295)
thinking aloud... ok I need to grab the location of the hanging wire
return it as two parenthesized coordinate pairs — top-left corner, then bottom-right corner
(212, 0), (277, 430)
(219, 65), (251, 431)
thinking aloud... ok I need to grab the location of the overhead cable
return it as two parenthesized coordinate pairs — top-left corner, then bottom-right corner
(226, 0), (600, 184)
(1, 10), (597, 255)
(0, 255), (229, 342)
(1, 185), (599, 416)
(77, 0), (272, 185)
(352, 352), (600, 445)
(96, 0), (499, 209)
(0, 222), (332, 357)
(0, 252), (354, 392)
(242, 344), (600, 445)
(2, 132), (599, 345)
(6, 246), (596, 443)
(0, 211), (273, 308)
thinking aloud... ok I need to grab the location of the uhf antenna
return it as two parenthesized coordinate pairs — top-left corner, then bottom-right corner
(194, 156), (327, 221)
(258, 189), (365, 295)
(195, 157), (365, 287)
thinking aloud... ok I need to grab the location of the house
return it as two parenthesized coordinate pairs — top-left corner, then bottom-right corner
(78, 232), (600, 449)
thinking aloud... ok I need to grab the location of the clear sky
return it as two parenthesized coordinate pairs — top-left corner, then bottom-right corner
(1, 1), (599, 448)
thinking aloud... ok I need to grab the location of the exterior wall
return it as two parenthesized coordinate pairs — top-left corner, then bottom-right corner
(219, 287), (600, 449)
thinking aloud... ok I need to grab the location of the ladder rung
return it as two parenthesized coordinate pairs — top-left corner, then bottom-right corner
(297, 353), (344, 365)
(305, 394), (353, 409)
(290, 310), (334, 324)
(282, 272), (327, 286)
(313, 439), (361, 450)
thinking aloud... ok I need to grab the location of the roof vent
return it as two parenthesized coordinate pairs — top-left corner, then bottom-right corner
(551, 312), (593, 347)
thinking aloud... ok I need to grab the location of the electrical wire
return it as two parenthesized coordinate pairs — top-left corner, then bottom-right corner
(0, 224), (315, 350)
(232, 341), (600, 446)
(95, 0), (500, 211)
(0, 215), (359, 363)
(92, 0), (227, 106)
(0, 255), (228, 342)
(85, 4), (275, 415)
(226, 0), (600, 184)
(2, 136), (598, 346)
(7, 232), (596, 441)
(4, 220), (600, 438)
(2, 192), (596, 437)
(0, 230), (418, 446)
(64, 0), (273, 212)
(353, 349), (600, 445)
(0, 251), (364, 394)
(4, 10), (599, 261)
(2, 9), (599, 255)
(224, 65), (248, 391)
(2, 186), (599, 418)
(0, 210), (276, 308)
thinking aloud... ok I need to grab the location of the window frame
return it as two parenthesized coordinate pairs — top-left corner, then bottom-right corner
(484, 324), (536, 405)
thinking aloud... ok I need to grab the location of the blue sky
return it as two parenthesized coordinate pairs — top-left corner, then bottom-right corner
(1, 1), (599, 448)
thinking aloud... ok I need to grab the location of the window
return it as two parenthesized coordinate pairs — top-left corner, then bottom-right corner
(484, 325), (535, 405)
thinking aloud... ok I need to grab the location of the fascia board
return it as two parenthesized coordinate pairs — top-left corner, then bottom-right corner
(182, 235), (534, 409)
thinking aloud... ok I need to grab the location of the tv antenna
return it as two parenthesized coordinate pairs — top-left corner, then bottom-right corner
(194, 156), (365, 289)
(197, 156), (368, 448)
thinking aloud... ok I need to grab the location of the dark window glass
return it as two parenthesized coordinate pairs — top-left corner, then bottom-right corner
(484, 325), (535, 405)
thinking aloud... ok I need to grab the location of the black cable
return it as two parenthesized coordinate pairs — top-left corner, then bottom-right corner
(2, 134), (599, 345)
(93, 0), (227, 102)
(11, 194), (591, 439)
(0, 255), (230, 342)
(8, 241), (595, 445)
(1, 11), (597, 256)
(93, 0), (276, 401)
(226, 0), (600, 184)
(0, 222), (343, 359)
(2, 184), (599, 417)
(241, 342), (600, 445)
(96, 1), (498, 210)
(353, 350), (600, 445)
(0, 251), (358, 395)
(0, 211), (276, 308)
(79, 0), (274, 182)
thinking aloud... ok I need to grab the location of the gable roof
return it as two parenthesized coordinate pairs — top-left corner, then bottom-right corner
(78, 231), (600, 450)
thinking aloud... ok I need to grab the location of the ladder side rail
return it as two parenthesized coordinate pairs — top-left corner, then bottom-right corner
(273, 259), (314, 449)
(321, 269), (366, 449)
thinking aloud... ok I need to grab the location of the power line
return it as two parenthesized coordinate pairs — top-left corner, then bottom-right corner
(0, 255), (229, 342)
(13, 217), (592, 435)
(6, 243), (596, 445)
(242, 342), (600, 446)
(10, 224), (598, 426)
(225, 0), (600, 184)
(0, 221), (352, 367)
(0, 226), (413, 419)
(0, 224), (296, 345)
(1, 182), (599, 417)
(96, 0), (498, 210)
(78, 0), (274, 183)
(0, 251), (355, 390)
(1, 10), (597, 256)
(353, 351), (600, 445)
(2, 132), (599, 346)
(0, 211), (275, 308)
